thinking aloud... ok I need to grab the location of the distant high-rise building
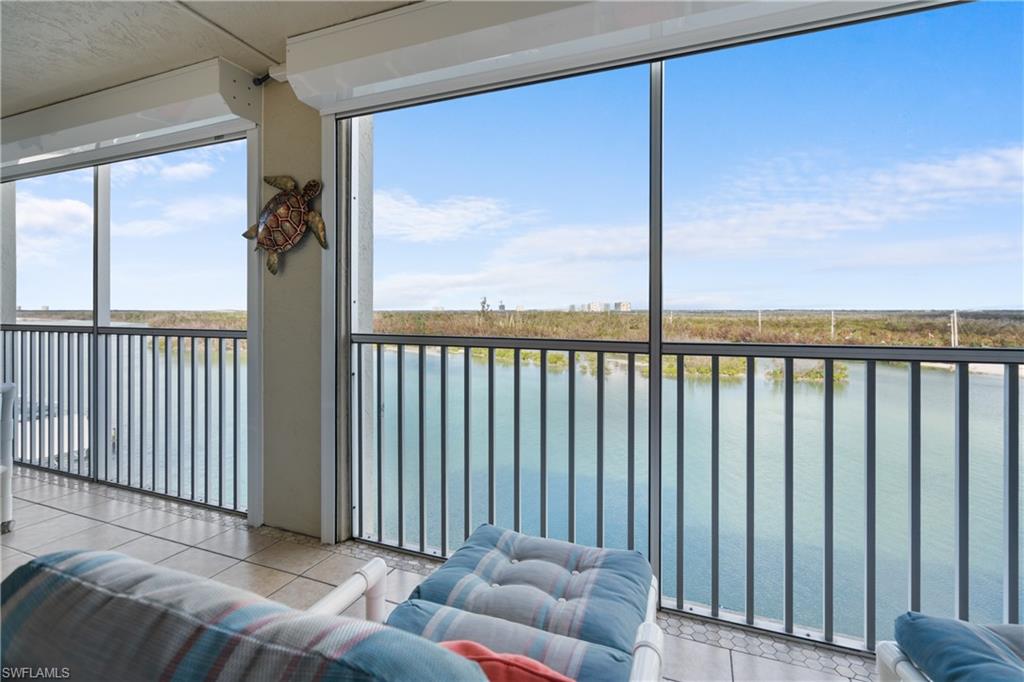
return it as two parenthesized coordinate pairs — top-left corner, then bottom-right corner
(614, 302), (631, 312)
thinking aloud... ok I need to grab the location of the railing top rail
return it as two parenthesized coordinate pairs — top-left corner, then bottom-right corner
(663, 341), (1022, 363)
(350, 332), (1021, 363)
(352, 332), (648, 353)
(1, 323), (246, 338)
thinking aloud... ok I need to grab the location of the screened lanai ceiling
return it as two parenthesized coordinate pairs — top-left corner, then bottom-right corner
(0, 0), (409, 117)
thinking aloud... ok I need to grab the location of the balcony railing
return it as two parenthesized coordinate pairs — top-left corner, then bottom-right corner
(351, 332), (1020, 651)
(0, 324), (247, 512)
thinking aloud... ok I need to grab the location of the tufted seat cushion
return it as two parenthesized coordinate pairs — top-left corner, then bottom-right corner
(405, 524), (652, 655)
(388, 599), (632, 682)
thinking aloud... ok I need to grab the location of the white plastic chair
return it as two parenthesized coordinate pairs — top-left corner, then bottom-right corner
(1, 383), (15, 533)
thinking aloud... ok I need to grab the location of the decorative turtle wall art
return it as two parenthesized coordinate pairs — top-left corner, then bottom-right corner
(243, 176), (327, 274)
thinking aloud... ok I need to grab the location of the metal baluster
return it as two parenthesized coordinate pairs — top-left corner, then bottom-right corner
(191, 337), (196, 501)
(418, 345), (425, 553)
(397, 344), (404, 547)
(440, 346), (447, 555)
(464, 347), (470, 540)
(677, 354), (684, 608)
(116, 335), (121, 482)
(140, 336), (146, 488)
(219, 337), (224, 506)
(540, 350), (547, 538)
(487, 347), (494, 525)
(32, 331), (37, 465)
(75, 334), (82, 475)
(153, 336), (157, 492)
(48, 332), (54, 468)
(954, 362), (969, 621)
(865, 360), (877, 648)
(177, 337), (183, 498)
(597, 351), (604, 548)
(357, 343), (364, 539)
(784, 357), (794, 633)
(513, 348), (521, 532)
(711, 355), (720, 617)
(909, 361), (922, 612)
(57, 333), (64, 470)
(165, 337), (170, 496)
(20, 332), (25, 462)
(376, 344), (383, 543)
(824, 358), (835, 641)
(232, 339), (239, 510)
(627, 353), (635, 551)
(745, 357), (755, 624)
(568, 351), (576, 544)
(129, 335), (135, 486)
(204, 337), (210, 503)
(1005, 363), (1020, 624)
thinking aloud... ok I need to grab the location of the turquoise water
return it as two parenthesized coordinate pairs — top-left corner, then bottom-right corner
(365, 347), (1022, 641)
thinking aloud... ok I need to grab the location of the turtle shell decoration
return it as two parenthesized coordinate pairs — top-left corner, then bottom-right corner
(243, 176), (327, 274)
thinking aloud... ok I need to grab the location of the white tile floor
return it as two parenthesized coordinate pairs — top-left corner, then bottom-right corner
(2, 466), (876, 681)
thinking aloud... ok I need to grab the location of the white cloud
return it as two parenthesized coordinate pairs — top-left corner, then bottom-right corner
(823, 233), (1022, 270)
(15, 192), (92, 235)
(112, 195), (246, 237)
(160, 161), (214, 181)
(374, 189), (538, 242)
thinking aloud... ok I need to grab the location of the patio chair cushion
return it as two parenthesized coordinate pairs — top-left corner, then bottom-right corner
(1, 550), (485, 682)
(408, 524), (652, 654)
(388, 599), (632, 682)
(895, 611), (1024, 682)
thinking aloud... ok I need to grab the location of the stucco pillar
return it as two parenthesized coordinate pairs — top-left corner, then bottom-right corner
(258, 81), (325, 538)
(1, 182), (15, 325)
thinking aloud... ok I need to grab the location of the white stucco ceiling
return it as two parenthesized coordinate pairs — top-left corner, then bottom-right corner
(0, 1), (410, 117)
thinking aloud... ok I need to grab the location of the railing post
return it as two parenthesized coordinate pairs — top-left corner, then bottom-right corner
(954, 362), (969, 621)
(647, 59), (664, 600)
(1005, 363), (1020, 624)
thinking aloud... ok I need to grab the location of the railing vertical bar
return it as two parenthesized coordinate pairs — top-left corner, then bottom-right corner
(129, 335), (134, 486)
(540, 350), (548, 538)
(232, 339), (238, 510)
(418, 344), (426, 554)
(824, 358), (835, 642)
(47, 331), (53, 468)
(784, 356), (794, 633)
(57, 333), (64, 471)
(75, 334), (82, 475)
(116, 334), (121, 482)
(440, 345), (448, 555)
(627, 353), (635, 551)
(954, 361), (969, 621)
(487, 347), (495, 526)
(376, 344), (383, 543)
(165, 337), (171, 497)
(20, 332), (26, 463)
(464, 346), (471, 540)
(1005, 363), (1020, 624)
(190, 337), (196, 501)
(31, 331), (37, 465)
(397, 344), (404, 547)
(865, 359), (877, 648)
(356, 343), (364, 540)
(909, 360), (922, 612)
(140, 336), (146, 488)
(677, 354), (685, 608)
(177, 337), (183, 498)
(513, 348), (521, 532)
(218, 337), (224, 506)
(596, 350), (605, 548)
(204, 337), (210, 503)
(568, 351), (576, 544)
(745, 356), (755, 624)
(151, 336), (156, 492)
(711, 355), (720, 617)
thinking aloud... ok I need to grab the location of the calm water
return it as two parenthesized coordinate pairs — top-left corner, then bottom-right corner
(366, 347), (1022, 641)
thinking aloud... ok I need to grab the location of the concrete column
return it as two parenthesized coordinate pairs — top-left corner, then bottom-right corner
(258, 81), (325, 538)
(94, 166), (111, 325)
(1, 182), (15, 325)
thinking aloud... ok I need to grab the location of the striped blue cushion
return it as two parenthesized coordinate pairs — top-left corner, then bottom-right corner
(2, 550), (485, 681)
(895, 612), (1024, 682)
(409, 524), (652, 654)
(388, 599), (632, 682)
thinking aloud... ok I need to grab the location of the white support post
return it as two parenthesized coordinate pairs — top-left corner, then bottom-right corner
(245, 127), (264, 528)
(320, 114), (339, 545)
(0, 182), (15, 325)
(351, 116), (375, 540)
(95, 166), (111, 325)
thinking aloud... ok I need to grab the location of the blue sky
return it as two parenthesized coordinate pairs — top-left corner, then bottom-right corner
(14, 1), (1023, 313)
(372, 1), (1023, 311)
